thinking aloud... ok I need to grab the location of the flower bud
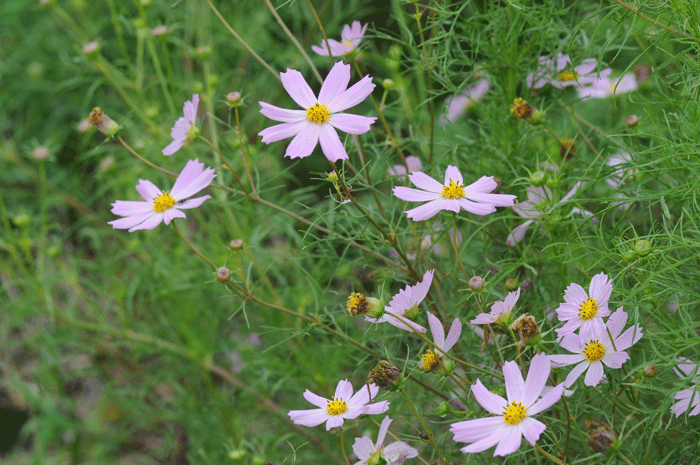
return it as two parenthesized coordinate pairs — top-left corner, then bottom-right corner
(82, 41), (100, 56)
(326, 171), (339, 183)
(152, 25), (168, 37)
(226, 91), (242, 108)
(88, 107), (120, 137)
(468, 276), (484, 292)
(635, 239), (651, 256)
(642, 363), (658, 378)
(510, 98), (542, 124)
(347, 292), (383, 318)
(585, 420), (619, 455)
(520, 278), (532, 291)
(229, 239), (244, 250)
(529, 170), (547, 187)
(367, 360), (403, 391)
(32, 146), (50, 161)
(196, 45), (212, 59)
(450, 398), (467, 411)
(626, 115), (639, 127)
(505, 278), (519, 292)
(560, 139), (576, 161)
(382, 78), (395, 90)
(216, 267), (231, 283)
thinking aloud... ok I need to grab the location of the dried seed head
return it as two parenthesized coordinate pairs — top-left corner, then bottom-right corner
(643, 364), (658, 378)
(216, 267), (231, 283)
(626, 115), (639, 127)
(468, 276), (484, 292)
(229, 239), (244, 250)
(560, 139), (576, 161)
(367, 360), (403, 391)
(585, 420), (618, 454)
(510, 314), (540, 347)
(88, 107), (120, 137)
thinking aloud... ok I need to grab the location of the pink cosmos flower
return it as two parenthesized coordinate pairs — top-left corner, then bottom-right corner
(109, 159), (215, 232)
(163, 94), (199, 156)
(471, 288), (521, 325)
(393, 165), (516, 221)
(450, 353), (564, 456)
(352, 416), (419, 465)
(419, 312), (462, 372)
(311, 21), (368, 57)
(671, 358), (700, 417)
(507, 182), (592, 246)
(258, 61), (376, 162)
(288, 379), (389, 431)
(526, 53), (612, 89)
(442, 79), (491, 123)
(366, 269), (434, 333)
(388, 155), (423, 177)
(576, 73), (638, 100)
(554, 272), (613, 339)
(549, 307), (643, 387)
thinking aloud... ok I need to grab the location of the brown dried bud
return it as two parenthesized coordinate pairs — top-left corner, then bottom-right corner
(585, 420), (617, 454)
(216, 267), (231, 283)
(510, 98), (541, 124)
(626, 115), (639, 127)
(229, 239), (244, 250)
(505, 278), (519, 292)
(560, 139), (576, 160)
(643, 363), (658, 378)
(88, 107), (120, 137)
(634, 63), (650, 84)
(367, 360), (402, 391)
(468, 276), (484, 291)
(510, 314), (540, 347)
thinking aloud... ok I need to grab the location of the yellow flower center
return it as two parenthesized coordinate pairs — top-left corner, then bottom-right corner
(557, 71), (579, 82)
(152, 191), (176, 213)
(510, 98), (533, 120)
(342, 40), (352, 47)
(420, 349), (440, 371)
(440, 179), (465, 199)
(583, 339), (606, 362)
(306, 102), (331, 124)
(325, 396), (348, 416)
(347, 292), (369, 316)
(502, 401), (527, 425)
(578, 297), (598, 321)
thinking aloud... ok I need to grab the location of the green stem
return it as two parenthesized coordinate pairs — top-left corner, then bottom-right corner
(399, 388), (447, 465)
(172, 222), (215, 270)
(304, 0), (335, 66)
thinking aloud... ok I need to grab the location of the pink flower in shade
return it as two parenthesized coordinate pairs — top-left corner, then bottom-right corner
(258, 61), (376, 163)
(109, 159), (215, 232)
(442, 79), (491, 123)
(576, 73), (638, 100)
(288, 379), (389, 431)
(393, 166), (516, 221)
(671, 358), (700, 417)
(554, 272), (613, 340)
(526, 53), (612, 89)
(312, 21), (368, 57)
(450, 353), (564, 456)
(163, 94), (199, 155)
(366, 269), (434, 334)
(388, 155), (423, 177)
(419, 312), (462, 373)
(549, 307), (643, 388)
(471, 288), (521, 325)
(352, 416), (419, 465)
(507, 182), (592, 246)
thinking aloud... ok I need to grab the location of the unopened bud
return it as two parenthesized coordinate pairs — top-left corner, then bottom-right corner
(327, 171), (339, 183)
(626, 115), (639, 127)
(226, 91), (242, 108)
(88, 107), (120, 137)
(505, 278), (519, 292)
(196, 45), (212, 59)
(642, 363), (658, 378)
(635, 239), (651, 256)
(229, 239), (244, 250)
(382, 78), (395, 90)
(216, 267), (231, 283)
(520, 278), (532, 291)
(468, 276), (484, 292)
(585, 420), (618, 455)
(347, 292), (382, 318)
(152, 25), (168, 37)
(450, 398), (467, 411)
(32, 146), (50, 161)
(82, 41), (100, 56)
(529, 170), (547, 187)
(367, 360), (403, 391)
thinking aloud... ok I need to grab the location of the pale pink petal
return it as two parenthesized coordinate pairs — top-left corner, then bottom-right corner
(382, 441), (418, 462)
(163, 208), (186, 224)
(558, 334), (583, 353)
(328, 113), (376, 134)
(427, 312), (445, 348)
(583, 362), (605, 386)
(444, 165), (464, 186)
(110, 200), (153, 216)
(336, 379), (355, 400)
(559, 181), (585, 203)
(136, 179), (163, 201)
(285, 124), (320, 159)
(442, 317), (462, 352)
(471, 379), (507, 414)
(326, 415), (345, 430)
(329, 75), (375, 112)
(319, 61), (351, 104)
(563, 283), (587, 306)
(363, 400), (390, 416)
(128, 213), (165, 232)
(404, 200), (450, 221)
(520, 417), (547, 445)
(507, 220), (536, 246)
(259, 102), (307, 122)
(563, 361), (589, 387)
(528, 383), (564, 415)
(549, 353), (584, 367)
(458, 198), (498, 215)
(280, 68), (317, 108)
(451, 417), (504, 443)
(503, 360), (525, 401)
(258, 121), (307, 144)
(601, 351), (628, 369)
(303, 390), (329, 408)
(109, 212), (154, 230)
(162, 138), (185, 156)
(461, 425), (508, 453)
(352, 436), (375, 462)
(407, 171), (445, 193)
(318, 125), (348, 162)
(522, 353), (550, 406)
(589, 272), (613, 306)
(604, 307), (628, 340)
(392, 186), (441, 202)
(493, 426), (522, 456)
(376, 416), (392, 448)
(184, 94), (199, 121)
(178, 195), (212, 210)
(288, 408), (329, 428)
(378, 312), (427, 333)
(311, 39), (345, 57)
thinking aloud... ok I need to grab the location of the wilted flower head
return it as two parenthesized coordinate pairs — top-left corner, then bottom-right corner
(258, 61), (376, 162)
(163, 94), (200, 155)
(450, 353), (564, 456)
(393, 165), (516, 221)
(585, 420), (618, 454)
(526, 53), (612, 89)
(109, 159), (215, 232)
(352, 416), (419, 465)
(88, 107), (120, 136)
(510, 98), (541, 123)
(367, 361), (403, 391)
(288, 379), (389, 431)
(311, 21), (368, 57)
(510, 314), (540, 347)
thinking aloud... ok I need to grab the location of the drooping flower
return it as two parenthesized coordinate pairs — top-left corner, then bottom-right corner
(163, 94), (200, 155)
(442, 79), (491, 123)
(258, 61), (376, 162)
(109, 159), (215, 232)
(554, 272), (613, 339)
(450, 353), (564, 456)
(311, 21), (368, 57)
(365, 269), (434, 333)
(288, 379), (389, 431)
(549, 307), (643, 387)
(419, 312), (462, 374)
(526, 53), (612, 89)
(507, 182), (592, 246)
(471, 288), (521, 325)
(393, 165), (516, 221)
(388, 155), (423, 177)
(576, 73), (638, 100)
(352, 416), (419, 465)
(671, 358), (700, 417)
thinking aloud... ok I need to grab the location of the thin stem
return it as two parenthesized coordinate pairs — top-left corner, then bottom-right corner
(234, 106), (257, 194)
(612, 0), (697, 40)
(399, 388), (447, 465)
(200, 136), (249, 194)
(117, 137), (177, 176)
(305, 0), (335, 66)
(172, 222), (215, 270)
(451, 214), (469, 281)
(413, 5), (435, 163)
(338, 427), (351, 465)
(535, 444), (564, 465)
(265, 0), (323, 84)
